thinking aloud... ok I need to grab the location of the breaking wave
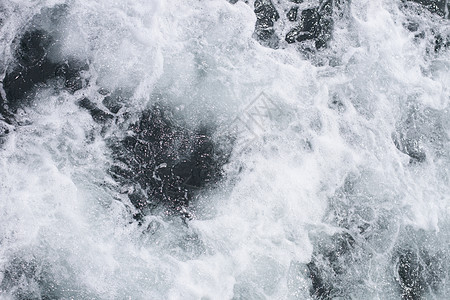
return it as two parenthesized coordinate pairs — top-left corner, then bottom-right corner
(0, 0), (449, 299)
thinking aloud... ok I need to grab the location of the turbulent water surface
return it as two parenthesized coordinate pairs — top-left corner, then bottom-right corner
(0, 0), (449, 299)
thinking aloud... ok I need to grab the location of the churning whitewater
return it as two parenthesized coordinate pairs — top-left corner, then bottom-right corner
(0, 0), (449, 299)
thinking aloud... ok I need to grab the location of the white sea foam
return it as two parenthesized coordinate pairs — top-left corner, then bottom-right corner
(0, 0), (449, 299)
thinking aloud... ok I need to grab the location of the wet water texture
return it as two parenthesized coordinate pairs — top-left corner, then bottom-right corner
(0, 0), (449, 299)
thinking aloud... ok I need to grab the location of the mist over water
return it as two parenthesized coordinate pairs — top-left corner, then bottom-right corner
(0, 0), (449, 299)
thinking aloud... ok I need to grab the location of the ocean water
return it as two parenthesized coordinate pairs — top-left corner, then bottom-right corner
(0, 0), (449, 299)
